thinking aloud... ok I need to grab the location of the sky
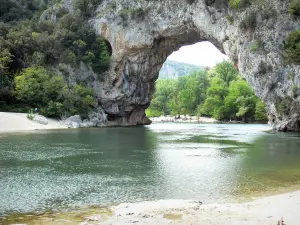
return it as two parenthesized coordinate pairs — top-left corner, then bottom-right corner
(167, 41), (229, 68)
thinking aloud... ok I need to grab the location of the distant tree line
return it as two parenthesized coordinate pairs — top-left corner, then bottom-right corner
(146, 62), (268, 122)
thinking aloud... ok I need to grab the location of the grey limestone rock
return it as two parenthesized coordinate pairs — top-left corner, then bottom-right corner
(59, 0), (300, 131)
(33, 115), (48, 125)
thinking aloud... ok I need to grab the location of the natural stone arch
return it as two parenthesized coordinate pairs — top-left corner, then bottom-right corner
(92, 0), (300, 131)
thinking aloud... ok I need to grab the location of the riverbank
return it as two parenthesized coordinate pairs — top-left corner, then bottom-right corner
(3, 190), (300, 225)
(150, 115), (218, 123)
(0, 112), (68, 133)
(103, 190), (300, 224)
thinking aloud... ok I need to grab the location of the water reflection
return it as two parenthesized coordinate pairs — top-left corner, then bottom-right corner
(0, 127), (159, 216)
(1, 124), (300, 216)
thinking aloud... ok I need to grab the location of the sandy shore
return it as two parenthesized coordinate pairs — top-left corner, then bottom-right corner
(0, 112), (67, 133)
(97, 190), (300, 225)
(6, 190), (299, 225)
(150, 115), (218, 123)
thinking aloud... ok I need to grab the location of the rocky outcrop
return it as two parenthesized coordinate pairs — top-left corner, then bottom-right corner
(62, 109), (109, 128)
(33, 115), (48, 125)
(61, 0), (299, 131)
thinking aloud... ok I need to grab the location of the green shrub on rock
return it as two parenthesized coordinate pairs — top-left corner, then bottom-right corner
(229, 0), (240, 8)
(284, 30), (300, 64)
(289, 0), (300, 17)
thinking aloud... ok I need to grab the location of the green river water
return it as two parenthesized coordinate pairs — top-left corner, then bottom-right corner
(1, 123), (300, 219)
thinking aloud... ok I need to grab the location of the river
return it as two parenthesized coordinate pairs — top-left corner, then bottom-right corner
(1, 123), (300, 217)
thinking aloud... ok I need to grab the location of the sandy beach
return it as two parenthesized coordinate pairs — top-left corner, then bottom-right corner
(96, 190), (300, 225)
(0, 112), (68, 133)
(4, 190), (299, 225)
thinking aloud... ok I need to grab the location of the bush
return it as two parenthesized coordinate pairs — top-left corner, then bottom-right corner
(228, 0), (251, 9)
(284, 30), (300, 64)
(27, 109), (34, 120)
(293, 85), (299, 98)
(255, 101), (268, 121)
(229, 0), (240, 8)
(289, 0), (300, 17)
(14, 67), (96, 118)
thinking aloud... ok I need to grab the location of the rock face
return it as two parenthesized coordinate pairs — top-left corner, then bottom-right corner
(63, 0), (299, 131)
(159, 60), (205, 79)
(33, 115), (48, 125)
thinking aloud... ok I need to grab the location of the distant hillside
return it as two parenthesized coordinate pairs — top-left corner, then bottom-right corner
(159, 60), (205, 79)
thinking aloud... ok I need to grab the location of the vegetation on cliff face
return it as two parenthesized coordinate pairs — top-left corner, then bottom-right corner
(0, 0), (111, 118)
(147, 62), (268, 122)
(284, 30), (300, 64)
(288, 0), (300, 17)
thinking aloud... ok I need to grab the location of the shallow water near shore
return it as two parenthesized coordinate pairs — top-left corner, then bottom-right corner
(1, 123), (300, 219)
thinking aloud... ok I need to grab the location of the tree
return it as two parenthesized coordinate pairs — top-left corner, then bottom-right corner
(255, 100), (268, 121)
(223, 77), (258, 121)
(146, 79), (176, 116)
(146, 62), (268, 122)
(63, 84), (96, 117)
(0, 49), (13, 101)
(200, 77), (228, 118)
(14, 67), (96, 118)
(214, 61), (238, 86)
(14, 67), (66, 107)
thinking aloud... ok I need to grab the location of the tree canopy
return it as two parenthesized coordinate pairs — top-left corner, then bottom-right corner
(0, 0), (111, 117)
(146, 62), (268, 122)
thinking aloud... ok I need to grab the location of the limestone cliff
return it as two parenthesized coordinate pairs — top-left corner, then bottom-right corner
(62, 0), (299, 131)
(159, 60), (205, 79)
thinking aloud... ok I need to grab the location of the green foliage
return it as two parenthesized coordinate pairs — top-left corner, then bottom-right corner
(146, 71), (210, 117)
(226, 15), (233, 25)
(213, 61), (238, 86)
(284, 30), (300, 64)
(27, 108), (34, 120)
(255, 101), (268, 121)
(62, 84), (96, 118)
(0, 0), (111, 107)
(229, 0), (240, 8)
(292, 85), (299, 98)
(276, 98), (292, 116)
(201, 77), (228, 119)
(228, 0), (251, 9)
(14, 67), (55, 106)
(0, 0), (41, 22)
(14, 67), (96, 118)
(73, 0), (99, 18)
(0, 49), (13, 101)
(147, 62), (267, 122)
(288, 0), (300, 17)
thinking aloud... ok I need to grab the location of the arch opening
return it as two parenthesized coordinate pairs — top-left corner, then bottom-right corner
(146, 41), (269, 124)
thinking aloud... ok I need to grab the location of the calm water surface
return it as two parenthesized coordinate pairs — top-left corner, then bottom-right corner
(1, 123), (300, 216)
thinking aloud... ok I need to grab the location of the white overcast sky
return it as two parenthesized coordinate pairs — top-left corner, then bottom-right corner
(167, 41), (229, 67)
